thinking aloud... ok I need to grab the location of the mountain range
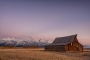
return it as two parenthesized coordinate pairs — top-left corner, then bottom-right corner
(0, 37), (51, 47)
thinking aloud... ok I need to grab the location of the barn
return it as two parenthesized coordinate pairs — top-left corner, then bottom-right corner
(45, 34), (83, 52)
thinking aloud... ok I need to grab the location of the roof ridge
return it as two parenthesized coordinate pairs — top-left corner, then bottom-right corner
(56, 34), (77, 38)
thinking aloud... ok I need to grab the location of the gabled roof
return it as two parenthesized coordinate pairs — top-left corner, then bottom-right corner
(47, 34), (77, 46)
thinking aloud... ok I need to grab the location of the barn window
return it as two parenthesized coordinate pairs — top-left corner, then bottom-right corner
(71, 43), (72, 46)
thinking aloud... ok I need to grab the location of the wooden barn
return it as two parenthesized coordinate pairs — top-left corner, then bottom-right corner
(45, 34), (83, 52)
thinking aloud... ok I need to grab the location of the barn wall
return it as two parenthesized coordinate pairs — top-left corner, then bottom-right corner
(45, 45), (66, 52)
(65, 37), (83, 52)
(65, 43), (75, 52)
(73, 37), (83, 51)
(78, 44), (83, 51)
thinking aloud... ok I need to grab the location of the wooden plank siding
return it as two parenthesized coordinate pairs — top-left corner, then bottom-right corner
(65, 37), (83, 52)
(45, 45), (66, 52)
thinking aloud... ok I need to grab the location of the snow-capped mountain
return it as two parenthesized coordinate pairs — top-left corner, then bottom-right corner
(0, 37), (51, 47)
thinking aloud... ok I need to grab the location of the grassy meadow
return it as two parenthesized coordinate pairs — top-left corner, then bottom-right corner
(0, 48), (90, 60)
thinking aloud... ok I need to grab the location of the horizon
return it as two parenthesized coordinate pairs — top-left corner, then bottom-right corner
(0, 0), (90, 45)
(0, 36), (90, 46)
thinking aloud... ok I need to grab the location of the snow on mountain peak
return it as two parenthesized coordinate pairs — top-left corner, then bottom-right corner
(0, 37), (51, 46)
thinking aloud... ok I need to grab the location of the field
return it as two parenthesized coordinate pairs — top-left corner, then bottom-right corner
(0, 48), (90, 60)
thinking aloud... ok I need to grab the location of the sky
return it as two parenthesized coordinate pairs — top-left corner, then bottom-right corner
(0, 0), (90, 45)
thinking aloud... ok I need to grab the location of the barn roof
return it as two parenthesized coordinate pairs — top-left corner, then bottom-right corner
(46, 34), (77, 46)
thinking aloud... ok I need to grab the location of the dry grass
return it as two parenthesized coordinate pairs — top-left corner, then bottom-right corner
(0, 48), (90, 60)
